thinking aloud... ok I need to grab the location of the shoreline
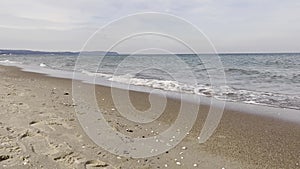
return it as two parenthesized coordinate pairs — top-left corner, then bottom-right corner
(0, 65), (299, 168)
(3, 62), (300, 123)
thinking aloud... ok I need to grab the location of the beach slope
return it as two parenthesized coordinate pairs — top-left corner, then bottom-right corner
(0, 65), (299, 169)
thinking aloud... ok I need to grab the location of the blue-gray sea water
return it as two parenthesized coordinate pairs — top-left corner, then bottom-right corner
(1, 53), (299, 110)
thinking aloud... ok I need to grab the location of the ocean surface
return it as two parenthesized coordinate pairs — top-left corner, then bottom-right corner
(1, 53), (299, 110)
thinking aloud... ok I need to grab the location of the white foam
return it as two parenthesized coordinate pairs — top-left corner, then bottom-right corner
(39, 63), (47, 67)
(109, 74), (196, 94)
(81, 70), (112, 78)
(244, 100), (257, 104)
(0, 59), (20, 64)
(106, 74), (300, 110)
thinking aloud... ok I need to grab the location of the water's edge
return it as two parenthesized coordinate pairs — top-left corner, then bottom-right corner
(1, 63), (299, 124)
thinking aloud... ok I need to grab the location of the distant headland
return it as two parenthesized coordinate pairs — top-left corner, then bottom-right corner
(0, 49), (119, 56)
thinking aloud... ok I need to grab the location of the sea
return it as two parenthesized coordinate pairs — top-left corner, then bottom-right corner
(0, 52), (299, 110)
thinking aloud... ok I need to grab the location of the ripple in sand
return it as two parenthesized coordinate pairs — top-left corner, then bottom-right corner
(85, 160), (109, 168)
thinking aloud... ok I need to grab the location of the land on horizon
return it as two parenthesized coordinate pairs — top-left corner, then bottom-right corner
(1, 49), (300, 56)
(0, 49), (119, 56)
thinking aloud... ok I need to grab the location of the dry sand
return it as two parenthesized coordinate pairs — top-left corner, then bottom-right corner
(0, 65), (299, 169)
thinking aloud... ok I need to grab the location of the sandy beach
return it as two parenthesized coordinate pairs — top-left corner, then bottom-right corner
(0, 65), (299, 169)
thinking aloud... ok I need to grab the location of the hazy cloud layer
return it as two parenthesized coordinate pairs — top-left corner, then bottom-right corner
(0, 0), (299, 53)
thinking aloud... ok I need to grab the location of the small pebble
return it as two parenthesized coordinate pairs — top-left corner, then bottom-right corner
(126, 129), (133, 132)
(164, 164), (168, 167)
(193, 163), (198, 167)
(176, 161), (181, 165)
(182, 146), (187, 150)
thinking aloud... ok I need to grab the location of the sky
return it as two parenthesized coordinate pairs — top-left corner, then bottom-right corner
(0, 0), (299, 53)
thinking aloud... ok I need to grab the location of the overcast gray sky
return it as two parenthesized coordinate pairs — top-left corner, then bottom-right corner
(0, 0), (299, 53)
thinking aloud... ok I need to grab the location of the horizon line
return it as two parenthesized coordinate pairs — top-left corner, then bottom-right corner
(1, 48), (300, 55)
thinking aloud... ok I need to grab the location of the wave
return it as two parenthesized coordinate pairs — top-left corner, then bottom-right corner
(0, 59), (21, 64)
(225, 67), (300, 84)
(225, 68), (261, 75)
(39, 63), (47, 67)
(110, 74), (194, 93)
(0, 55), (298, 110)
(81, 70), (113, 78)
(88, 72), (300, 110)
(292, 74), (300, 83)
(79, 69), (300, 110)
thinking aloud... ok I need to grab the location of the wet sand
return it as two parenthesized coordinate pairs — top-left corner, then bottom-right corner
(0, 65), (299, 169)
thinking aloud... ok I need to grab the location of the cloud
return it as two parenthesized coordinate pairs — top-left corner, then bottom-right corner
(0, 0), (299, 52)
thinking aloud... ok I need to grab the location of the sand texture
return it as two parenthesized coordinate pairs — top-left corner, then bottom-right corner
(0, 65), (299, 169)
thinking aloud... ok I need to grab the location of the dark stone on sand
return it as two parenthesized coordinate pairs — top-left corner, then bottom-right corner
(126, 129), (133, 132)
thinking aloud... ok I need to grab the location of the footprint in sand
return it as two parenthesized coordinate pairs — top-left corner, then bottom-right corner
(29, 120), (55, 133)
